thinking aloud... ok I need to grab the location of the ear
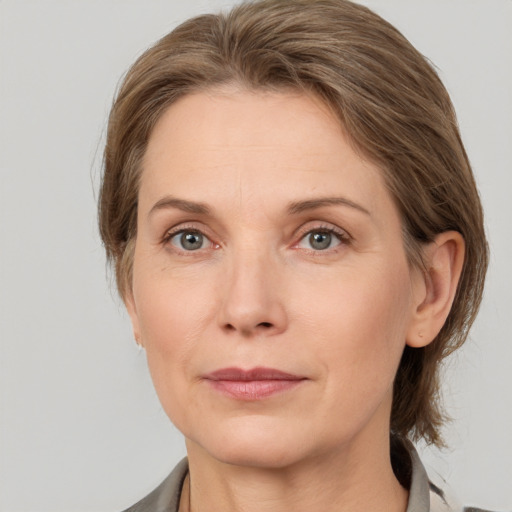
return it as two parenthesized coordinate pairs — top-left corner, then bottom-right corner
(406, 231), (465, 348)
(124, 289), (143, 348)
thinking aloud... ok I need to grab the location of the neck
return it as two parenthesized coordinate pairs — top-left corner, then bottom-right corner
(183, 432), (408, 512)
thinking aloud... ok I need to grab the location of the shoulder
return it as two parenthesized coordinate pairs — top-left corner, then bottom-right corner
(121, 458), (188, 512)
(406, 440), (497, 512)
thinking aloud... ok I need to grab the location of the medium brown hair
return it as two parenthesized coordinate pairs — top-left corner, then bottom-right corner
(99, 0), (488, 447)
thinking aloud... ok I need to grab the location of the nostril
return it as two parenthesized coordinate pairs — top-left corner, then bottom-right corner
(222, 321), (277, 334)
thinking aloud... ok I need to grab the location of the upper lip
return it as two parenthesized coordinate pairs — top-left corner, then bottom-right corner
(204, 367), (305, 381)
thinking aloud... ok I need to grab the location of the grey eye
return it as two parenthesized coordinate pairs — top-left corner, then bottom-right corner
(171, 231), (206, 251)
(308, 232), (332, 250)
(297, 229), (343, 251)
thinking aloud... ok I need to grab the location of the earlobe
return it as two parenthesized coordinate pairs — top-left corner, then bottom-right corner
(406, 231), (465, 348)
(124, 289), (143, 347)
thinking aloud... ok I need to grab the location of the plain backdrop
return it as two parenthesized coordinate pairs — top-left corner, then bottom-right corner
(0, 1), (511, 511)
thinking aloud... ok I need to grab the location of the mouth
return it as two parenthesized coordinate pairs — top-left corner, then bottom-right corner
(203, 367), (307, 400)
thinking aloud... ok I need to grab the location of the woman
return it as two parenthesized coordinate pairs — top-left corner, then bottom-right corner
(99, 1), (490, 511)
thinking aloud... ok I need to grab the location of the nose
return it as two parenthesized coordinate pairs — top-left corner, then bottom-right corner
(217, 246), (288, 338)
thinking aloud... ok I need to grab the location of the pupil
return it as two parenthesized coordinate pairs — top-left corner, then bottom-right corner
(181, 232), (203, 250)
(310, 232), (331, 250)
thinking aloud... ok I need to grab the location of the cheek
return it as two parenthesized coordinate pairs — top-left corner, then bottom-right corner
(295, 260), (412, 400)
(132, 268), (219, 420)
(134, 256), (219, 348)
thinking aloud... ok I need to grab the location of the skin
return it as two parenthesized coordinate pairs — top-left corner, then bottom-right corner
(126, 89), (464, 512)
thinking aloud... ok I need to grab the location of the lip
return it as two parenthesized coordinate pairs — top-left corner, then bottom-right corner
(203, 367), (306, 400)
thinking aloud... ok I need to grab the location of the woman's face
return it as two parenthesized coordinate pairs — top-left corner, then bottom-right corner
(127, 89), (424, 468)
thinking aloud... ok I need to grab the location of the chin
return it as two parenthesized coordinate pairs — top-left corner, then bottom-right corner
(186, 415), (316, 470)
(206, 439), (304, 470)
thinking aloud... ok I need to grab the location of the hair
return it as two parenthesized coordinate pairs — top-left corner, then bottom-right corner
(99, 0), (488, 447)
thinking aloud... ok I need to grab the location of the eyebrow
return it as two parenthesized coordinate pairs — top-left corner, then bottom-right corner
(148, 195), (370, 218)
(287, 197), (371, 216)
(149, 196), (211, 217)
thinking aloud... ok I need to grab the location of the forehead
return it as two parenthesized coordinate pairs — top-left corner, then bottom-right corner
(139, 89), (393, 219)
(145, 88), (349, 161)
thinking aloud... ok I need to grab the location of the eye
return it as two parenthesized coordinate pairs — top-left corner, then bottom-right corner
(168, 230), (210, 251)
(297, 229), (345, 251)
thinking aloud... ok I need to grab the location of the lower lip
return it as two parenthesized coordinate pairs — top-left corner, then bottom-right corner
(206, 379), (304, 400)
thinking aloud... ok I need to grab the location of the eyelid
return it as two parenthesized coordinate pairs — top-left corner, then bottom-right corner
(162, 220), (209, 239)
(294, 222), (351, 242)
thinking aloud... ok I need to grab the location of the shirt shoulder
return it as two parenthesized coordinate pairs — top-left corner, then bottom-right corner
(430, 484), (497, 512)
(405, 440), (498, 512)
(121, 458), (188, 512)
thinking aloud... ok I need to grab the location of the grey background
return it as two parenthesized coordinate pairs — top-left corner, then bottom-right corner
(0, 1), (510, 511)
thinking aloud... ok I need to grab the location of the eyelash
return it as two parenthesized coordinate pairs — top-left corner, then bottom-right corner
(162, 223), (351, 254)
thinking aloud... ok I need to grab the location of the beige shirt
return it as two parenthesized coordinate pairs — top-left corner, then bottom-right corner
(122, 445), (492, 512)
